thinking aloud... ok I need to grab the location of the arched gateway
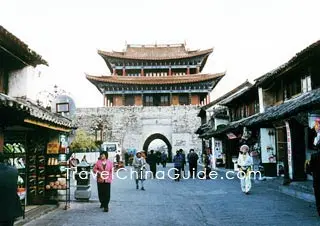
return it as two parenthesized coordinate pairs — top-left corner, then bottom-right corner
(143, 133), (172, 161)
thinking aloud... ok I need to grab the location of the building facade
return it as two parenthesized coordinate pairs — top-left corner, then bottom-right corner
(0, 25), (73, 215)
(197, 40), (320, 181)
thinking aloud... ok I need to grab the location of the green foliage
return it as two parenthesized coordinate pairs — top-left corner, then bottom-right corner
(69, 129), (97, 152)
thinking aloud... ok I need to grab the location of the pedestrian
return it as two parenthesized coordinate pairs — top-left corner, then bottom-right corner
(203, 153), (211, 179)
(173, 150), (183, 181)
(132, 151), (147, 190)
(161, 152), (167, 168)
(114, 153), (121, 170)
(0, 152), (23, 226)
(188, 149), (198, 178)
(93, 151), (113, 212)
(179, 149), (186, 177)
(147, 150), (157, 178)
(155, 151), (161, 165)
(95, 156), (102, 207)
(307, 150), (320, 216)
(124, 152), (129, 166)
(237, 145), (253, 194)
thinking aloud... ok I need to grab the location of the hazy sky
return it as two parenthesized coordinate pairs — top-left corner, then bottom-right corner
(1, 0), (320, 108)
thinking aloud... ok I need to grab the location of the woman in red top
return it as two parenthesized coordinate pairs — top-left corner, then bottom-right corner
(93, 151), (113, 212)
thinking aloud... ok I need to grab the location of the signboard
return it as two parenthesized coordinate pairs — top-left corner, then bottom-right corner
(308, 114), (320, 149)
(285, 121), (293, 179)
(260, 128), (276, 163)
(59, 135), (68, 154)
(214, 140), (223, 159)
(47, 142), (59, 154)
(56, 102), (69, 113)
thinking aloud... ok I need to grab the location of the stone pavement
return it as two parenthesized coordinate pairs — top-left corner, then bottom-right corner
(25, 164), (320, 226)
(215, 167), (316, 203)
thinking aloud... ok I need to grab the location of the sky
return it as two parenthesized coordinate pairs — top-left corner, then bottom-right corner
(1, 0), (320, 108)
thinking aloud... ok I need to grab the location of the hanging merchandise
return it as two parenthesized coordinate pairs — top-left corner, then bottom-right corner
(26, 135), (47, 205)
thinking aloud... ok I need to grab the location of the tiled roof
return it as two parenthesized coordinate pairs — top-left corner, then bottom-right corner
(199, 114), (257, 139)
(86, 73), (225, 85)
(201, 80), (252, 110)
(0, 93), (29, 112)
(0, 25), (48, 66)
(98, 43), (213, 60)
(244, 88), (320, 127)
(255, 40), (320, 86)
(0, 93), (72, 129)
(219, 85), (257, 106)
(200, 88), (320, 139)
(195, 122), (211, 135)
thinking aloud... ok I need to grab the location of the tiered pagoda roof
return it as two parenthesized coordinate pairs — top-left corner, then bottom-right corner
(98, 43), (213, 60)
(86, 73), (225, 86)
(98, 43), (213, 73)
(88, 43), (224, 101)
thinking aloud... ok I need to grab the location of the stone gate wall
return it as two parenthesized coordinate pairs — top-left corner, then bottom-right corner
(74, 106), (202, 155)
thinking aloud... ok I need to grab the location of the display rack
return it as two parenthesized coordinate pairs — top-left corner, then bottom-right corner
(45, 153), (70, 208)
(3, 132), (27, 219)
(27, 141), (46, 205)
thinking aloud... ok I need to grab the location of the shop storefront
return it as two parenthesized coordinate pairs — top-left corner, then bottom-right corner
(0, 95), (73, 217)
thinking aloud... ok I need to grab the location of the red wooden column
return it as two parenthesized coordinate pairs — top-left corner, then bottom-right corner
(112, 68), (116, 75)
(186, 66), (190, 75)
(196, 66), (200, 74)
(141, 68), (145, 76)
(122, 67), (126, 76)
(168, 67), (172, 76)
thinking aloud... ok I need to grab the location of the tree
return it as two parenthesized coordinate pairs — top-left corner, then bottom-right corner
(69, 129), (97, 152)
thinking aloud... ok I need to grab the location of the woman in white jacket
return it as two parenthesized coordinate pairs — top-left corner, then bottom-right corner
(237, 145), (253, 194)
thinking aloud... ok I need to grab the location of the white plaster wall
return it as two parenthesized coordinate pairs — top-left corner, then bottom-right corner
(8, 66), (41, 99)
(172, 133), (192, 152)
(258, 87), (265, 113)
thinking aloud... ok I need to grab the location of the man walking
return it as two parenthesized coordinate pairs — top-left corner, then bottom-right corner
(179, 149), (186, 177)
(161, 152), (167, 168)
(0, 152), (23, 225)
(173, 151), (183, 181)
(308, 150), (320, 216)
(188, 149), (198, 178)
(147, 150), (157, 178)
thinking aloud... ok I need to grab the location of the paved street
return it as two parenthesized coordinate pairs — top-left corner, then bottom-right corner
(26, 164), (319, 226)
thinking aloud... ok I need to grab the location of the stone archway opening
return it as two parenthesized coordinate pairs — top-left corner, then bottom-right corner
(143, 133), (172, 162)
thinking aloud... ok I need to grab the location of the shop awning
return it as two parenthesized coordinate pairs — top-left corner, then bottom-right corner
(0, 93), (73, 131)
(199, 114), (258, 139)
(23, 119), (72, 132)
(16, 97), (72, 128)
